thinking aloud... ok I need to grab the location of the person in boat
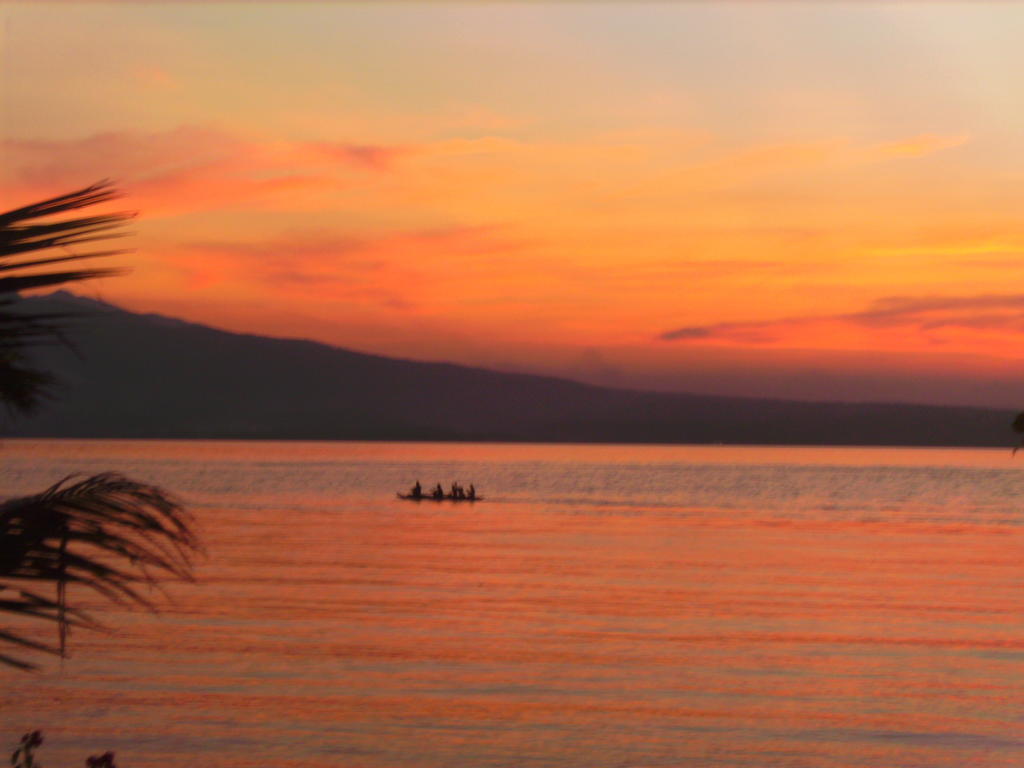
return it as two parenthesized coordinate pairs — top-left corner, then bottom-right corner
(467, 484), (476, 500)
(451, 482), (462, 499)
(432, 483), (444, 500)
(410, 480), (422, 499)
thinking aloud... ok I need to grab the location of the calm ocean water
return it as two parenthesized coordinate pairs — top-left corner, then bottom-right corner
(3, 440), (1024, 767)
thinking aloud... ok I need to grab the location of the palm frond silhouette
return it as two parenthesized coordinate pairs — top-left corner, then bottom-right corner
(0, 473), (199, 670)
(0, 181), (201, 669)
(0, 180), (128, 415)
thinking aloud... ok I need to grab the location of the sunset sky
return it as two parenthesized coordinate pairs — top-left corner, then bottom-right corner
(6, 2), (1024, 407)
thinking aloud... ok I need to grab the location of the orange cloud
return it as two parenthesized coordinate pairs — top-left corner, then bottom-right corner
(660, 294), (1024, 358)
(871, 133), (970, 159)
(867, 241), (1024, 259)
(2, 127), (407, 217)
(1, 125), (1008, 369)
(142, 224), (524, 309)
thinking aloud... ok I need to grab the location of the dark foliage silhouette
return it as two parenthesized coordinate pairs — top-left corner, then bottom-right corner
(0, 181), (128, 415)
(0, 473), (199, 669)
(1011, 411), (1024, 454)
(10, 730), (43, 768)
(0, 182), (200, 670)
(9, 731), (117, 768)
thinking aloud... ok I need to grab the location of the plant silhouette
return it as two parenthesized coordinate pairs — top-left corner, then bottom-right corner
(0, 181), (201, 670)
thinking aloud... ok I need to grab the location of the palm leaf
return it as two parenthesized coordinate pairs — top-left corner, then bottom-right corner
(0, 473), (201, 670)
(0, 184), (203, 671)
(0, 181), (121, 226)
(0, 180), (132, 415)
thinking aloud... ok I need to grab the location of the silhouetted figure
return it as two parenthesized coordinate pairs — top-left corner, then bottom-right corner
(432, 483), (444, 500)
(410, 480), (422, 499)
(451, 482), (460, 499)
(86, 752), (118, 768)
(467, 484), (476, 500)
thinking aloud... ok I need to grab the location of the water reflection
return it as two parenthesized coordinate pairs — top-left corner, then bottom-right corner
(3, 441), (1024, 767)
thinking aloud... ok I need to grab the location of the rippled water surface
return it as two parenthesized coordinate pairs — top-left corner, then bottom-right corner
(3, 440), (1024, 767)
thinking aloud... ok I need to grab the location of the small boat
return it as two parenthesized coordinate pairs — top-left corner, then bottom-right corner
(396, 493), (482, 502)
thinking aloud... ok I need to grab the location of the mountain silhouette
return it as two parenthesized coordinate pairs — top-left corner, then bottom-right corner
(4, 291), (1014, 446)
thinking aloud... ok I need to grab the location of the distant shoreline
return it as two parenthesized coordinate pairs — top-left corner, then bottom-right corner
(1, 435), (1016, 450)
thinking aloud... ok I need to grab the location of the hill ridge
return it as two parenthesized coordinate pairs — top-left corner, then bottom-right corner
(6, 292), (1014, 446)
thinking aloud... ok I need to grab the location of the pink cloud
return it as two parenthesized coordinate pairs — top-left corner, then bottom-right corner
(2, 126), (407, 217)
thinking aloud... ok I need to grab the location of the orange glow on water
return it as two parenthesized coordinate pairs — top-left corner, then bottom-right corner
(4, 441), (1024, 766)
